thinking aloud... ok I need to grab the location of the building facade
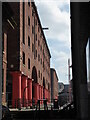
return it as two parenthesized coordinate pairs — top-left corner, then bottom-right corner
(3, 2), (51, 108)
(51, 68), (58, 100)
(58, 83), (69, 107)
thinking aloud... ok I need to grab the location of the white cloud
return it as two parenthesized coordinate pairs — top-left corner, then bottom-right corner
(35, 0), (71, 84)
(50, 48), (70, 82)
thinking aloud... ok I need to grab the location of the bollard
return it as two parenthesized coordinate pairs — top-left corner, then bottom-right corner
(38, 100), (40, 110)
(44, 99), (47, 110)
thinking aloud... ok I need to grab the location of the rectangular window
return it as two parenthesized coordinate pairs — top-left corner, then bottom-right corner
(32, 43), (34, 52)
(40, 46), (42, 51)
(38, 40), (40, 46)
(32, 25), (34, 34)
(36, 50), (37, 58)
(28, 36), (30, 47)
(41, 73), (42, 80)
(38, 27), (39, 32)
(23, 52), (25, 65)
(43, 61), (44, 68)
(38, 54), (40, 61)
(28, 58), (30, 69)
(32, 9), (34, 16)
(36, 19), (37, 26)
(41, 58), (42, 64)
(28, 16), (30, 26)
(36, 34), (37, 41)
(39, 70), (40, 78)
(2, 69), (4, 92)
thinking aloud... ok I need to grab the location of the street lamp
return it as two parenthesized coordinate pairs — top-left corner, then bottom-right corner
(23, 86), (29, 107)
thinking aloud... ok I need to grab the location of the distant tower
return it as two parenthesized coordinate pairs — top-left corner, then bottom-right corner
(68, 59), (71, 103)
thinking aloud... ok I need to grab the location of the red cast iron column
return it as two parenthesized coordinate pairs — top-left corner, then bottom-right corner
(28, 78), (32, 106)
(41, 86), (43, 104)
(21, 75), (28, 107)
(39, 85), (41, 102)
(11, 71), (21, 108)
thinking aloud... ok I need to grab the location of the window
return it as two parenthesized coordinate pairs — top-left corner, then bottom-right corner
(41, 58), (42, 64)
(38, 27), (39, 32)
(39, 70), (40, 78)
(43, 61), (44, 68)
(40, 46), (42, 51)
(38, 40), (40, 46)
(2, 69), (4, 92)
(32, 43), (34, 52)
(28, 16), (30, 26)
(41, 73), (42, 80)
(36, 34), (37, 41)
(32, 25), (34, 34)
(38, 54), (40, 61)
(32, 9), (34, 16)
(23, 52), (25, 65)
(28, 58), (30, 69)
(36, 19), (37, 26)
(28, 36), (30, 47)
(36, 50), (37, 58)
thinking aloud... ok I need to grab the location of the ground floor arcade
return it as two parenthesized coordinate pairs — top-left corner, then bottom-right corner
(11, 71), (50, 108)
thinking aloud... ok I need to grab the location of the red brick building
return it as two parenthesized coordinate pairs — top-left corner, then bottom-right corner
(5, 2), (51, 108)
(51, 68), (58, 100)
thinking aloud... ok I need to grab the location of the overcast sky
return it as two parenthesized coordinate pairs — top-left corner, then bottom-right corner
(35, 0), (71, 84)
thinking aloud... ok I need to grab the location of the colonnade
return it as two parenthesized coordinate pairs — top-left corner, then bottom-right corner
(11, 71), (50, 108)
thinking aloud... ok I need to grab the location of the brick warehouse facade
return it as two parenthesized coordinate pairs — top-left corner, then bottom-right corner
(51, 68), (58, 100)
(3, 2), (51, 108)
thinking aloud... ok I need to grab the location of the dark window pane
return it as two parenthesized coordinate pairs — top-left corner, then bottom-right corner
(36, 50), (37, 58)
(36, 34), (37, 41)
(32, 26), (34, 34)
(28, 58), (30, 69)
(23, 52), (25, 65)
(2, 69), (4, 92)
(28, 36), (30, 47)
(39, 70), (40, 78)
(32, 43), (34, 52)
(28, 16), (30, 26)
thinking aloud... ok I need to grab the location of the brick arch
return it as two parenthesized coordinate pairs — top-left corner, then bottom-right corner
(32, 66), (37, 83)
(32, 66), (38, 102)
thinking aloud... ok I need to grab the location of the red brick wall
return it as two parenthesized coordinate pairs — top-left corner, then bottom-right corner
(7, 2), (51, 98)
(19, 2), (51, 90)
(51, 68), (58, 100)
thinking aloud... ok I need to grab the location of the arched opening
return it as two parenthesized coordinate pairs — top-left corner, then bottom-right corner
(32, 66), (38, 102)
(32, 66), (37, 83)
(43, 78), (45, 99)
